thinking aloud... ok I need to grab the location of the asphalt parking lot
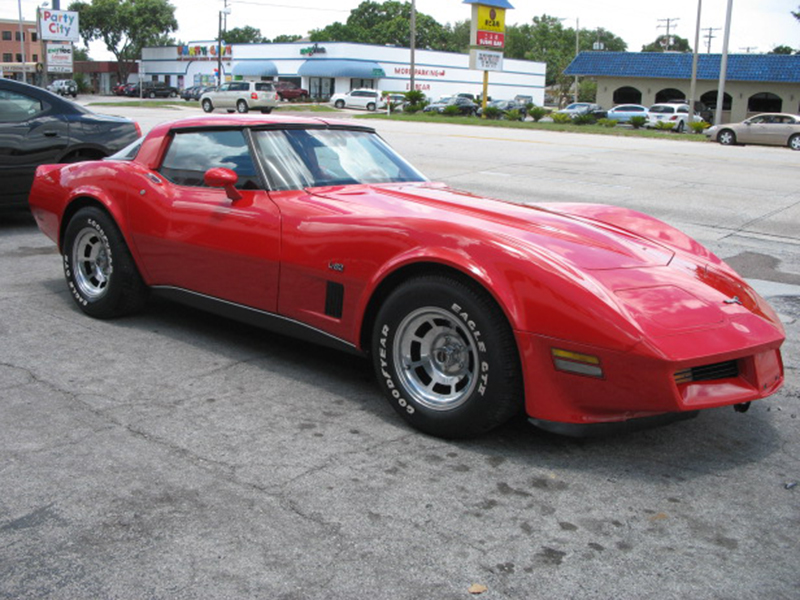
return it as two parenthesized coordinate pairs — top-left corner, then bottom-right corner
(1, 102), (798, 599)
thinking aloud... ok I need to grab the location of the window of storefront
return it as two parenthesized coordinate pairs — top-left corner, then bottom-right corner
(2, 31), (11, 41)
(350, 78), (374, 90)
(2, 53), (11, 62)
(308, 77), (334, 100)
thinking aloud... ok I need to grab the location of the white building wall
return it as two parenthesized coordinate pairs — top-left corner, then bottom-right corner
(142, 41), (546, 104)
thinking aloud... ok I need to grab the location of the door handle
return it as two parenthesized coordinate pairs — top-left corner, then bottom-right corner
(43, 131), (58, 137)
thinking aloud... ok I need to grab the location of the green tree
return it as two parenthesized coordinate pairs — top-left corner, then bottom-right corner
(770, 45), (796, 54)
(310, 1), (450, 50)
(442, 20), (470, 53)
(272, 34), (302, 43)
(73, 46), (91, 61)
(641, 34), (692, 52)
(224, 26), (267, 44)
(68, 0), (177, 83)
(793, 6), (799, 21)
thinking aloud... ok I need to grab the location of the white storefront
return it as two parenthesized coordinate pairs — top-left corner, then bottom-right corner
(140, 41), (545, 103)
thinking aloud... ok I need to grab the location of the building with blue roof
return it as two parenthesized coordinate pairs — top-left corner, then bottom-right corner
(565, 52), (800, 123)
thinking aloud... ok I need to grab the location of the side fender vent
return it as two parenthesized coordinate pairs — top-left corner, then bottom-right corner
(325, 281), (344, 319)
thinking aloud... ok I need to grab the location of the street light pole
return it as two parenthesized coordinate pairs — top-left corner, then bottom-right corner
(688, 0), (702, 127)
(574, 18), (579, 103)
(714, 0), (733, 126)
(17, 0), (26, 83)
(410, 0), (416, 93)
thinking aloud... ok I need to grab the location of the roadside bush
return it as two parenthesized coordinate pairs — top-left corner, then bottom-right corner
(689, 121), (711, 134)
(629, 116), (647, 129)
(505, 109), (523, 121)
(597, 118), (618, 128)
(73, 73), (91, 94)
(442, 105), (462, 117)
(551, 112), (572, 124)
(571, 113), (597, 125)
(482, 105), (502, 120)
(403, 101), (428, 114)
(404, 90), (426, 105)
(528, 106), (549, 122)
(654, 121), (676, 131)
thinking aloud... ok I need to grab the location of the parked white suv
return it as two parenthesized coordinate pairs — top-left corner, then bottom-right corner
(47, 79), (78, 98)
(646, 103), (703, 132)
(200, 81), (279, 114)
(330, 88), (385, 111)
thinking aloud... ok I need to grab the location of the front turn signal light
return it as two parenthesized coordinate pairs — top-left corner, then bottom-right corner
(551, 348), (604, 378)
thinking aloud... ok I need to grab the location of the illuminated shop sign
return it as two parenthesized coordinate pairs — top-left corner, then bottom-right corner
(178, 44), (232, 60)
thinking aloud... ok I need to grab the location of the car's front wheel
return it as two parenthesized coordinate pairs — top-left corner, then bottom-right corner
(334, 99), (345, 109)
(789, 134), (800, 151)
(718, 129), (737, 145)
(236, 99), (249, 113)
(372, 275), (522, 438)
(62, 207), (148, 319)
(169, 90), (177, 98)
(201, 99), (213, 113)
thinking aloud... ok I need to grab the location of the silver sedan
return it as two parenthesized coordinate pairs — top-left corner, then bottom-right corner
(705, 113), (800, 150)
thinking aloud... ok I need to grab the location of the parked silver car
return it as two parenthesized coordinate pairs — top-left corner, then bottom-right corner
(200, 81), (279, 114)
(705, 113), (800, 150)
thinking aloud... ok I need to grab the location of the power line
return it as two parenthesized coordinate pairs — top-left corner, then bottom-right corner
(229, 1), (350, 12)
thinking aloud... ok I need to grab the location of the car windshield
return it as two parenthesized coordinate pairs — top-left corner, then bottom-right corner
(252, 128), (427, 190)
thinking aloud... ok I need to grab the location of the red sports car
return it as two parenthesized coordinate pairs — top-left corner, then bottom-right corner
(28, 115), (785, 438)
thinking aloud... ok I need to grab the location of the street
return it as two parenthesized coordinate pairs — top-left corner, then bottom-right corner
(1, 102), (798, 599)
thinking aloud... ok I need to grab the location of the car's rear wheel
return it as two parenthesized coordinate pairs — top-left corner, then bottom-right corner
(148, 91), (156, 99)
(367, 102), (376, 111)
(334, 99), (345, 109)
(718, 129), (737, 145)
(169, 90), (177, 98)
(63, 207), (148, 319)
(260, 107), (273, 114)
(201, 99), (213, 113)
(789, 134), (800, 151)
(236, 100), (249, 113)
(372, 275), (522, 438)
(675, 120), (685, 133)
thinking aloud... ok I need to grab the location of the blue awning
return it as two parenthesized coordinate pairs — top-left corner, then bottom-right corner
(462, 0), (514, 8)
(298, 59), (386, 79)
(232, 61), (279, 78)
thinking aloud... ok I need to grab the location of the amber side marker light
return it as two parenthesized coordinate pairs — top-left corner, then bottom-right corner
(551, 348), (604, 378)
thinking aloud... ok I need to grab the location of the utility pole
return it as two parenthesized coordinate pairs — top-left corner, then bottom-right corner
(688, 0), (702, 128)
(739, 46), (757, 53)
(217, 0), (230, 87)
(657, 17), (680, 51)
(714, 0), (733, 126)
(409, 0), (416, 94)
(704, 27), (720, 53)
(574, 18), (579, 103)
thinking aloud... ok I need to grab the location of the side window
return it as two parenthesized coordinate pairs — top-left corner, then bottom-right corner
(0, 90), (43, 123)
(159, 130), (260, 190)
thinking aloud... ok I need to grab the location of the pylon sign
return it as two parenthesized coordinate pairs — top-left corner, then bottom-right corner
(465, 0), (513, 72)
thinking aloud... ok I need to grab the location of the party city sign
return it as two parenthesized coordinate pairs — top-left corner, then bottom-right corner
(39, 10), (80, 43)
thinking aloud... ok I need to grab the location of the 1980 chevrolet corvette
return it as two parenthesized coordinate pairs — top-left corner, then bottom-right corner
(28, 116), (785, 438)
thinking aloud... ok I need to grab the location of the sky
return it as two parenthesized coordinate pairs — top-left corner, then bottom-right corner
(15, 0), (800, 60)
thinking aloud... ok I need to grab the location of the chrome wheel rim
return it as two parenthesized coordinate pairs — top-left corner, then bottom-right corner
(719, 131), (733, 145)
(393, 307), (479, 411)
(790, 136), (800, 150)
(72, 227), (111, 300)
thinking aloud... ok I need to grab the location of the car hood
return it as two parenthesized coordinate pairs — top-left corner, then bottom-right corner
(313, 182), (675, 271)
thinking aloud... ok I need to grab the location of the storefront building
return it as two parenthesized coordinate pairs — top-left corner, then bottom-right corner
(141, 41), (545, 103)
(565, 52), (800, 124)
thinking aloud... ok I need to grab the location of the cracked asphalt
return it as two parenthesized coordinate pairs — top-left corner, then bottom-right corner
(1, 107), (798, 599)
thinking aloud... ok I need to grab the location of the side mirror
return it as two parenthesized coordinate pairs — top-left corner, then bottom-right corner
(204, 167), (242, 201)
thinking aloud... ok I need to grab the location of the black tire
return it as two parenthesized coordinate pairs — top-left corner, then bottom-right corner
(202, 99), (213, 113)
(148, 91), (156, 99)
(675, 120), (685, 133)
(236, 99), (249, 113)
(169, 90), (177, 98)
(334, 99), (345, 109)
(372, 275), (522, 438)
(789, 134), (800, 151)
(260, 107), (273, 114)
(62, 207), (148, 319)
(717, 129), (737, 146)
(367, 102), (376, 111)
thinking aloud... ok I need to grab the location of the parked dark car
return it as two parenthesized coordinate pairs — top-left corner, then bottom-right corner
(476, 99), (528, 119)
(274, 81), (309, 101)
(0, 78), (140, 210)
(423, 96), (478, 116)
(127, 82), (178, 98)
(181, 85), (213, 101)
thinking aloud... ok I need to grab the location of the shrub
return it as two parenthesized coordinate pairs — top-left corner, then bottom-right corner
(403, 101), (427, 114)
(404, 90), (426, 105)
(442, 105), (462, 117)
(571, 112), (597, 125)
(505, 109), (523, 121)
(629, 116), (647, 129)
(597, 118), (619, 128)
(482, 105), (502, 119)
(73, 73), (91, 94)
(654, 121), (676, 131)
(551, 112), (572, 124)
(528, 106), (549, 122)
(689, 121), (711, 134)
